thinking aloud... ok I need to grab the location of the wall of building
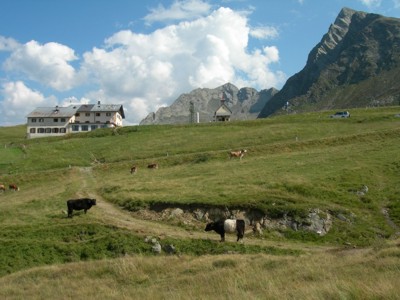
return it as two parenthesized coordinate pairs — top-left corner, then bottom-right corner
(26, 112), (123, 139)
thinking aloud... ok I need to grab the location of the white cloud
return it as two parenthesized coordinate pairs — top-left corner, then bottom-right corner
(144, 0), (211, 24)
(358, 0), (382, 8)
(3, 40), (78, 91)
(81, 7), (284, 124)
(250, 26), (279, 39)
(0, 81), (56, 125)
(0, 36), (20, 51)
(0, 5), (284, 126)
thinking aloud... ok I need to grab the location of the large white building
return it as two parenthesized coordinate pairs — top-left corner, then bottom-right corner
(26, 102), (125, 139)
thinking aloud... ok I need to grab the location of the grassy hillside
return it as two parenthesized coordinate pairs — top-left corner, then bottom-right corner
(0, 107), (399, 298)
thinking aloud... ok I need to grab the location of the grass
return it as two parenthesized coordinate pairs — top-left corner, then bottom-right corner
(0, 243), (400, 299)
(0, 106), (400, 298)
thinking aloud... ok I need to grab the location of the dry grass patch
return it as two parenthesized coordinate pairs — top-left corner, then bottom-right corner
(1, 241), (400, 299)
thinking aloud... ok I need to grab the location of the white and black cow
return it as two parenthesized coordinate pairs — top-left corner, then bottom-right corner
(67, 198), (96, 218)
(205, 219), (245, 242)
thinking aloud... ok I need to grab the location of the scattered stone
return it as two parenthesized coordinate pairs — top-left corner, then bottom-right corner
(152, 242), (162, 254)
(193, 209), (206, 221)
(253, 222), (263, 235)
(170, 208), (184, 218)
(164, 244), (176, 255)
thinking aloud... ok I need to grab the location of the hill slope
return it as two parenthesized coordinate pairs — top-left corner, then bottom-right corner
(259, 7), (400, 118)
(1, 107), (400, 297)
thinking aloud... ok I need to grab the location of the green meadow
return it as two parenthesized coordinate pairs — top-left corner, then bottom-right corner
(0, 107), (400, 299)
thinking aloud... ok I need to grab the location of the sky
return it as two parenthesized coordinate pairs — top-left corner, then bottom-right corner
(1, 0), (400, 126)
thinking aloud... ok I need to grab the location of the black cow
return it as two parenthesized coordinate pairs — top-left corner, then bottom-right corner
(67, 198), (96, 218)
(205, 219), (245, 242)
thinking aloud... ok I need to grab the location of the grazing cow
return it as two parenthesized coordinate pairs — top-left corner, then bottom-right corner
(67, 198), (96, 218)
(148, 163), (159, 169)
(0, 184), (5, 192)
(9, 184), (19, 191)
(205, 219), (245, 242)
(229, 149), (247, 160)
(130, 165), (137, 174)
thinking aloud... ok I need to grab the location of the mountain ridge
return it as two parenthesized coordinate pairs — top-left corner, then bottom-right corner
(258, 7), (400, 118)
(140, 83), (278, 125)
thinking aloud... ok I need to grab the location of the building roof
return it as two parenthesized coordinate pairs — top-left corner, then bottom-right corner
(26, 103), (125, 119)
(26, 106), (79, 118)
(215, 104), (232, 116)
(77, 104), (95, 112)
(90, 104), (125, 118)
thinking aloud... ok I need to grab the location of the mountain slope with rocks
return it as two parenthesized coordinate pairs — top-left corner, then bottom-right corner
(258, 7), (400, 118)
(140, 83), (278, 125)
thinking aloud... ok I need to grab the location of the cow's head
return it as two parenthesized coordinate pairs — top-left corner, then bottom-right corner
(205, 222), (215, 231)
(91, 199), (97, 205)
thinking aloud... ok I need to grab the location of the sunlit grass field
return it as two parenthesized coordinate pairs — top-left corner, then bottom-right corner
(0, 107), (399, 298)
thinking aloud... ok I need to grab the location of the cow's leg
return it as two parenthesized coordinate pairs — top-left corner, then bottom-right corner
(68, 209), (73, 218)
(236, 233), (241, 241)
(220, 233), (225, 242)
(84, 209), (87, 214)
(237, 229), (244, 242)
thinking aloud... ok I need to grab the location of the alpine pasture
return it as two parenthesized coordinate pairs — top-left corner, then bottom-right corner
(0, 107), (400, 299)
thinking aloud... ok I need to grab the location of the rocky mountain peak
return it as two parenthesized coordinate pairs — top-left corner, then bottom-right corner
(140, 83), (278, 125)
(311, 7), (365, 63)
(258, 8), (400, 119)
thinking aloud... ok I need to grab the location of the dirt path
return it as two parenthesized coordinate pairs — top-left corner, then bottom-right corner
(76, 167), (333, 252)
(77, 167), (211, 240)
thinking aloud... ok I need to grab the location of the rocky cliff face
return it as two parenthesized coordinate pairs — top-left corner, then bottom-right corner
(140, 83), (278, 125)
(258, 7), (400, 118)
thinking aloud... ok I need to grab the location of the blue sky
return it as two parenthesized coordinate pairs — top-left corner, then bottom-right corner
(1, 0), (399, 126)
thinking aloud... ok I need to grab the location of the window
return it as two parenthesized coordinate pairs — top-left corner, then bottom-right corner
(38, 128), (45, 133)
(72, 125), (79, 132)
(31, 118), (37, 123)
(91, 125), (97, 131)
(96, 113), (100, 117)
(39, 118), (44, 122)
(81, 125), (89, 131)
(85, 113), (90, 117)
(45, 128), (51, 133)
(85, 121), (90, 123)
(60, 128), (66, 133)
(54, 118), (58, 122)
(106, 112), (111, 116)
(52, 128), (59, 133)
(61, 118), (66, 122)
(75, 113), (80, 117)
(30, 128), (36, 133)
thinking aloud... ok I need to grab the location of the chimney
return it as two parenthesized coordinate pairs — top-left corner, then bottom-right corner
(97, 100), (101, 107)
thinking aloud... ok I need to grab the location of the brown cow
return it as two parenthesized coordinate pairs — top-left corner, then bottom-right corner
(9, 184), (19, 191)
(130, 165), (138, 174)
(229, 149), (247, 160)
(147, 163), (158, 169)
(0, 184), (5, 192)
